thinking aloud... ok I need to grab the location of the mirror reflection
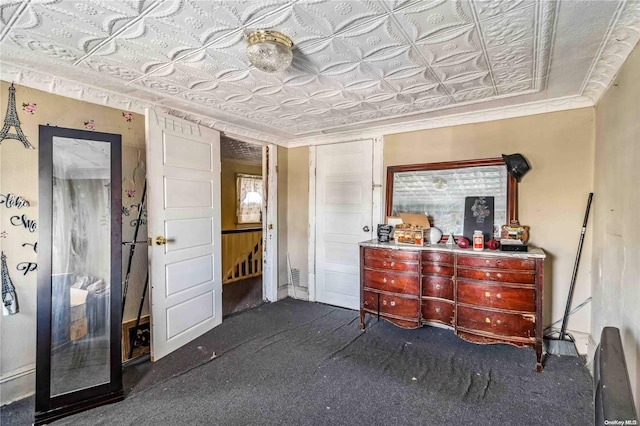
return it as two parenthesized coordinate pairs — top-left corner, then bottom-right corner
(50, 136), (111, 396)
(389, 165), (508, 237)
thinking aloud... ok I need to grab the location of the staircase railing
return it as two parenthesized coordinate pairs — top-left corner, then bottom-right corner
(221, 229), (263, 284)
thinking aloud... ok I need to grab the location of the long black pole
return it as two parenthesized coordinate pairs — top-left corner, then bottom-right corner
(121, 180), (147, 317)
(128, 270), (149, 360)
(560, 192), (593, 340)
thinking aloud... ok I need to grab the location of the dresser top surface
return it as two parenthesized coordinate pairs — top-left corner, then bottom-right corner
(360, 239), (546, 259)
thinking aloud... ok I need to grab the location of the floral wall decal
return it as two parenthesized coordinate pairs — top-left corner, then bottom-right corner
(84, 119), (95, 130)
(125, 189), (136, 198)
(122, 112), (133, 122)
(22, 103), (36, 114)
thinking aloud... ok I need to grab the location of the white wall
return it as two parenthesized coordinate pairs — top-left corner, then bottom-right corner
(592, 43), (640, 412)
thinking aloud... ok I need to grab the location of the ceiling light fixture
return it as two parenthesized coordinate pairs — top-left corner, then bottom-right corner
(246, 30), (293, 73)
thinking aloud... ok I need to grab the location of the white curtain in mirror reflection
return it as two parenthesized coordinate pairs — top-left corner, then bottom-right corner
(391, 165), (507, 236)
(50, 137), (111, 396)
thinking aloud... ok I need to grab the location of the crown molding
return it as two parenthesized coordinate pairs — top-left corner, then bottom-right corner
(0, 65), (290, 147)
(286, 95), (594, 148)
(580, 0), (640, 104)
(0, 64), (608, 150)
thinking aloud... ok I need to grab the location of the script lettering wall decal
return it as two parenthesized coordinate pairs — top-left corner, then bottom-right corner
(16, 262), (37, 276)
(0, 192), (30, 209)
(22, 242), (37, 253)
(10, 214), (37, 232)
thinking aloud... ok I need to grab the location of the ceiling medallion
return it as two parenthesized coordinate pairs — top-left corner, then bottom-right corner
(246, 30), (293, 73)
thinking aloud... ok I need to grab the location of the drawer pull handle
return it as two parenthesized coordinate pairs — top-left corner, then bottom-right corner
(383, 261), (387, 266)
(486, 272), (490, 277)
(485, 291), (491, 298)
(435, 255), (440, 260)
(496, 293), (502, 299)
(364, 301), (368, 305)
(391, 280), (395, 284)
(435, 307), (441, 314)
(497, 273), (502, 278)
(383, 300), (387, 306)
(435, 284), (441, 290)
(485, 259), (490, 264)
(485, 317), (491, 323)
(390, 300), (396, 307)
(383, 277), (387, 283)
(496, 319), (502, 325)
(390, 262), (395, 267)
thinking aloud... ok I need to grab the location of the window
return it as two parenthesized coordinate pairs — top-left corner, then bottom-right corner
(236, 174), (263, 224)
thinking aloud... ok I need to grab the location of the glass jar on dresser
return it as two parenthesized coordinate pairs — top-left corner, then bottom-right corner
(359, 240), (546, 372)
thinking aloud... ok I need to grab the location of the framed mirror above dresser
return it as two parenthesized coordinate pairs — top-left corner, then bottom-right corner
(386, 158), (517, 240)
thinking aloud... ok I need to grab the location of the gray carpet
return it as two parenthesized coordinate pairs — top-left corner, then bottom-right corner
(2, 298), (593, 425)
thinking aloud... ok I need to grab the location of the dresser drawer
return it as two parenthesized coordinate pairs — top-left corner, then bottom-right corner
(363, 269), (419, 295)
(362, 291), (419, 320)
(363, 247), (419, 261)
(457, 255), (535, 270)
(457, 305), (535, 340)
(457, 268), (535, 284)
(422, 276), (454, 300)
(457, 280), (535, 312)
(421, 251), (453, 265)
(364, 257), (419, 273)
(421, 299), (454, 325)
(422, 263), (454, 277)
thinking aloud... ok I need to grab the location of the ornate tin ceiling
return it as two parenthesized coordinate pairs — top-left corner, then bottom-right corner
(1, 1), (639, 146)
(220, 136), (262, 164)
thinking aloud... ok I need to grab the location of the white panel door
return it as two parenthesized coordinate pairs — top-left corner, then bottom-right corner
(316, 140), (373, 310)
(146, 109), (222, 361)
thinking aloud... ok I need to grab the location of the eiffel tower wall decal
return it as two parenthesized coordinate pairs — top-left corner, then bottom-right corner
(0, 83), (35, 149)
(2, 251), (19, 315)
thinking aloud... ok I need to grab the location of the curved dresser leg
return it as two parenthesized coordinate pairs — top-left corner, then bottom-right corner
(535, 341), (544, 372)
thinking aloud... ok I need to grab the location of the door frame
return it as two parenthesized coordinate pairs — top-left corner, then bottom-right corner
(262, 144), (278, 302)
(307, 137), (384, 303)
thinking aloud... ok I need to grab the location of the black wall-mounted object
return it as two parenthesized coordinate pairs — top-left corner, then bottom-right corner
(502, 153), (530, 182)
(36, 125), (123, 425)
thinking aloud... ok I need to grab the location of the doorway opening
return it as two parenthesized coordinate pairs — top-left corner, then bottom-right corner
(220, 136), (264, 317)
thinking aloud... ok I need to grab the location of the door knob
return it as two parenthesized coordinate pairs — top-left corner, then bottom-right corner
(155, 236), (168, 245)
(363, 226), (370, 232)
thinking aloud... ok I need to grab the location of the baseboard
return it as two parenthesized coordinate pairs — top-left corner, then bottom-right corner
(288, 286), (309, 300)
(0, 364), (35, 406)
(277, 286), (289, 300)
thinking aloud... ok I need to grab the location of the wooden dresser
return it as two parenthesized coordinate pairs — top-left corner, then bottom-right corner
(359, 240), (546, 372)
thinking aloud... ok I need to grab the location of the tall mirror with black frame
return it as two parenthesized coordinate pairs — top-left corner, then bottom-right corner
(36, 125), (123, 425)
(386, 158), (517, 242)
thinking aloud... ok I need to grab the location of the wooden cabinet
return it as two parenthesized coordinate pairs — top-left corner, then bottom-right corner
(360, 243), (545, 372)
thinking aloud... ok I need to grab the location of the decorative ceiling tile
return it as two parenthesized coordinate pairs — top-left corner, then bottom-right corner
(0, 0), (637, 145)
(473, 0), (535, 21)
(393, 0), (474, 43)
(483, 9), (534, 45)
(220, 136), (262, 164)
